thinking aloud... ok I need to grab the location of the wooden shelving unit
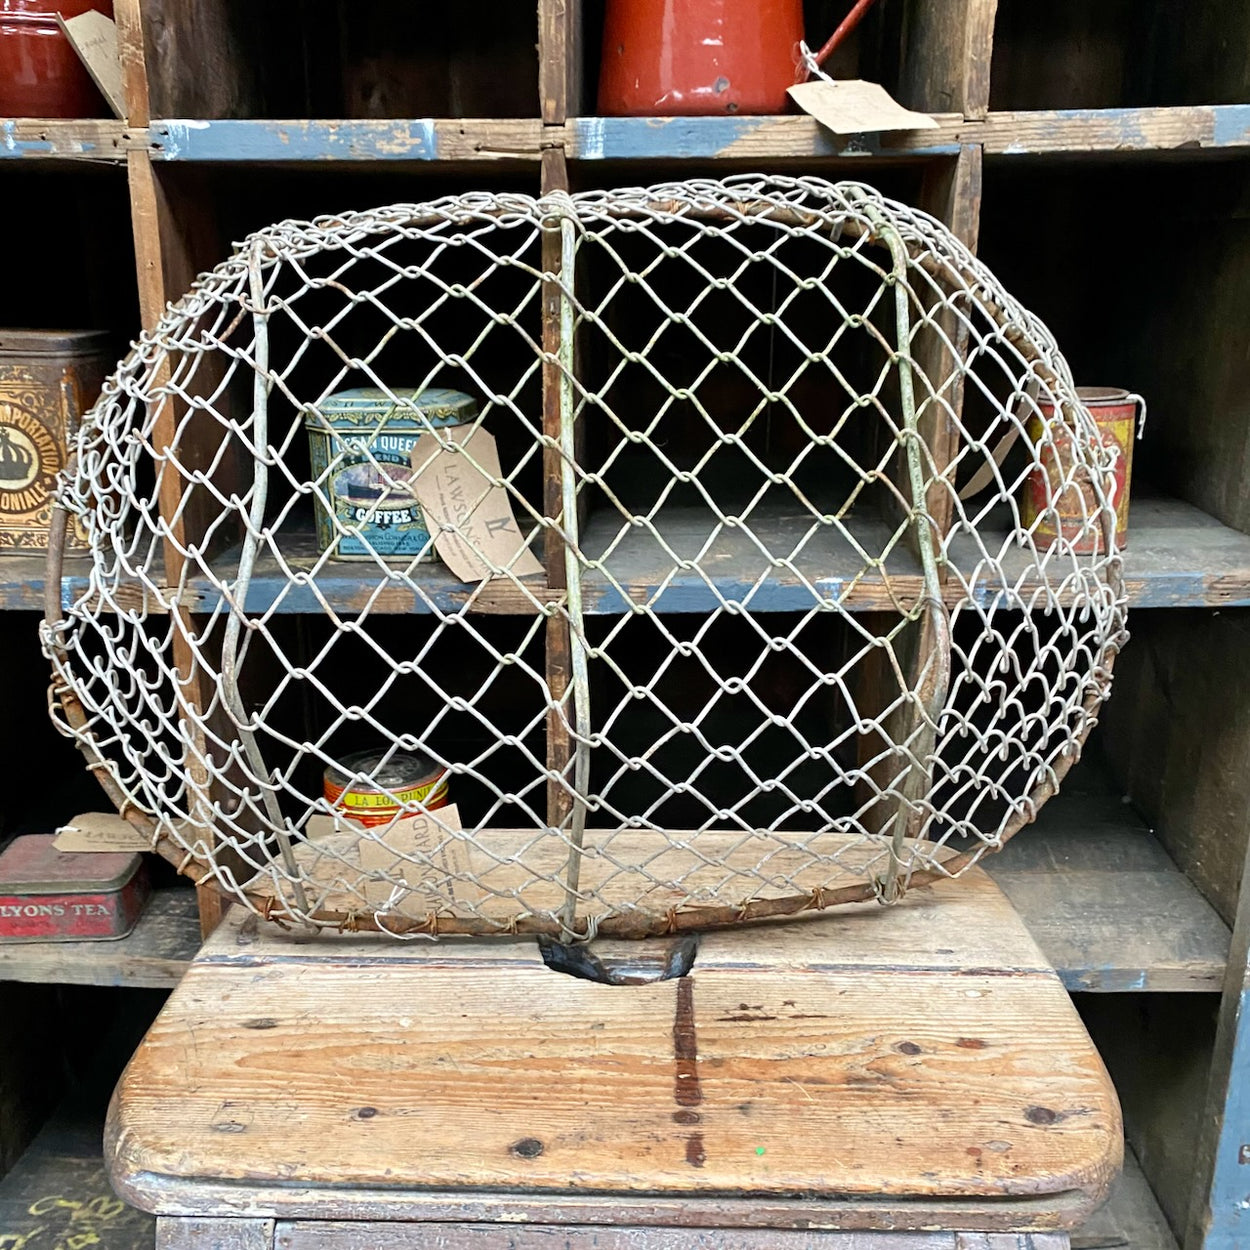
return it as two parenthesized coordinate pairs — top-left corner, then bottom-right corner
(0, 890), (198, 991)
(3, 0), (1249, 1245)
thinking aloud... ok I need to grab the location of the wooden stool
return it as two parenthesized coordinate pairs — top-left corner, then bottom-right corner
(106, 870), (1121, 1250)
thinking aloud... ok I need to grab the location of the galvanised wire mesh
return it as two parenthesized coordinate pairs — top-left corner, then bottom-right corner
(42, 176), (1127, 940)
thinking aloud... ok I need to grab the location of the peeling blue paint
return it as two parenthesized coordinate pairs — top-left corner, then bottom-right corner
(1198, 985), (1250, 1248)
(569, 115), (958, 161)
(151, 118), (443, 162)
(0, 118), (103, 159)
(1213, 104), (1250, 149)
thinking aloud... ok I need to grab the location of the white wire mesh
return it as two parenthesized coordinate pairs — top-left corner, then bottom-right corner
(42, 175), (1127, 939)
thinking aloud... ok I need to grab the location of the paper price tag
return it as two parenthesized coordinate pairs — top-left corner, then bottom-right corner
(56, 10), (126, 119)
(787, 80), (938, 135)
(410, 427), (543, 583)
(54, 812), (151, 853)
(359, 803), (470, 916)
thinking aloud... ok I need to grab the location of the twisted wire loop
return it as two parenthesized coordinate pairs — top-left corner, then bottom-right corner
(41, 176), (1128, 940)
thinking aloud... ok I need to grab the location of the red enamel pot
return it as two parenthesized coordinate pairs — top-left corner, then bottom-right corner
(0, 0), (114, 118)
(599, 0), (807, 117)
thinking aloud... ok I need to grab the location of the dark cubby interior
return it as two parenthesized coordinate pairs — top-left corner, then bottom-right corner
(0, 167), (137, 345)
(991, 0), (1250, 110)
(0, 615), (114, 842)
(571, 190), (926, 537)
(979, 159), (1250, 535)
(141, 0), (539, 119)
(230, 613), (550, 833)
(583, 609), (873, 832)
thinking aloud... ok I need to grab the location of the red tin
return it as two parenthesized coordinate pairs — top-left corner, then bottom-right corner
(0, 834), (149, 942)
(599, 0), (806, 117)
(1022, 386), (1144, 554)
(0, 0), (115, 119)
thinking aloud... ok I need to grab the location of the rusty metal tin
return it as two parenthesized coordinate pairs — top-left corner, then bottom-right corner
(0, 328), (109, 553)
(1022, 386), (1143, 554)
(324, 748), (450, 827)
(0, 834), (150, 942)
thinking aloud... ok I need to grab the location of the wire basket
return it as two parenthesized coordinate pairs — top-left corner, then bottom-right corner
(42, 176), (1128, 940)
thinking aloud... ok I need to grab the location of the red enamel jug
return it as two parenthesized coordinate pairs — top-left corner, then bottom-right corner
(599, 0), (806, 116)
(0, 0), (114, 118)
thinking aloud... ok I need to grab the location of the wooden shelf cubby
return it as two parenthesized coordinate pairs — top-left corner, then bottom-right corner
(1, 0), (1249, 1244)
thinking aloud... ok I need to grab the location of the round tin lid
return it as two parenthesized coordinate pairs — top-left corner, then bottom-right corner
(307, 387), (477, 430)
(0, 328), (112, 357)
(325, 748), (444, 796)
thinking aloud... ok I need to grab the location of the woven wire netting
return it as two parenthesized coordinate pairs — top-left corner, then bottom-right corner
(42, 175), (1128, 940)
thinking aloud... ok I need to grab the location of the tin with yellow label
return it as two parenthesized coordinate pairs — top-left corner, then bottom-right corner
(1021, 386), (1144, 554)
(324, 749), (449, 827)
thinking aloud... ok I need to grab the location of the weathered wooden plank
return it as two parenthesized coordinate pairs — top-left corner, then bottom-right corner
(94, 494), (1250, 617)
(539, 0), (582, 124)
(277, 1224), (1068, 1250)
(1183, 706), (1250, 1248)
(1102, 611), (1250, 930)
(135, 0), (256, 119)
(0, 119), (135, 161)
(0, 1090), (156, 1250)
(563, 114), (964, 160)
(112, 0), (150, 125)
(149, 119), (545, 163)
(4, 108), (1250, 167)
(159, 1217), (274, 1250)
(48, 494), (1250, 617)
(107, 870), (1118, 1228)
(1074, 1146), (1176, 1250)
(981, 106), (1250, 156)
(559, 107), (1250, 162)
(0, 888), (200, 989)
(989, 870), (1228, 993)
(985, 757), (1229, 993)
(899, 0), (998, 119)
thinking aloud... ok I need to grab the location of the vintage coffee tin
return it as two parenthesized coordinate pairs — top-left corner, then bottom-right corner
(305, 387), (476, 561)
(1022, 386), (1144, 554)
(0, 834), (150, 942)
(0, 329), (109, 553)
(325, 749), (450, 827)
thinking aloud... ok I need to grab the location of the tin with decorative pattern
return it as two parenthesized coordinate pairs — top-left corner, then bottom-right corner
(0, 329), (109, 553)
(305, 387), (476, 561)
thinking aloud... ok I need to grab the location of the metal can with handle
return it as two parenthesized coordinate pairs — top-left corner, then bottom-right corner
(324, 749), (449, 827)
(1021, 386), (1144, 554)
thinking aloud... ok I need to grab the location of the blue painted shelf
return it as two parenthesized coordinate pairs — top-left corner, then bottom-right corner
(22, 495), (1250, 615)
(4, 107), (1248, 166)
(118, 493), (1249, 618)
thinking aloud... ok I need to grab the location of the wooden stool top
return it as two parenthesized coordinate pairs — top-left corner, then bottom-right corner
(106, 870), (1120, 1235)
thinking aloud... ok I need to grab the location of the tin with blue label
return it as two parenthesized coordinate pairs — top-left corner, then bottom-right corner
(305, 387), (476, 561)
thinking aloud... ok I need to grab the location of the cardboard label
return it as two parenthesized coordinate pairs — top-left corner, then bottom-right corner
(409, 427), (543, 582)
(53, 812), (150, 853)
(787, 80), (938, 135)
(56, 11), (126, 119)
(358, 803), (469, 915)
